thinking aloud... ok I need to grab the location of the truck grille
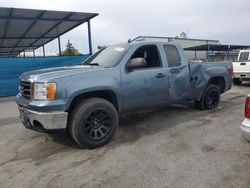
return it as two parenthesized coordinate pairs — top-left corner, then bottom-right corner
(20, 81), (32, 100)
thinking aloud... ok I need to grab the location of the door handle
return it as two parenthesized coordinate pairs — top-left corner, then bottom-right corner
(240, 63), (246, 65)
(155, 73), (166, 78)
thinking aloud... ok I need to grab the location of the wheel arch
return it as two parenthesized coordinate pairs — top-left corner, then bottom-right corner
(66, 89), (120, 114)
(207, 76), (226, 94)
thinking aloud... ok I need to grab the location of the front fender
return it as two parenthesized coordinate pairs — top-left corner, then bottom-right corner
(61, 73), (122, 111)
(65, 86), (121, 111)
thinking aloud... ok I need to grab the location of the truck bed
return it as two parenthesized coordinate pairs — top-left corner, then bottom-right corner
(188, 61), (232, 99)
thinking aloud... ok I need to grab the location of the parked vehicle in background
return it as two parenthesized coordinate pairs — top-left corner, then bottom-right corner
(233, 50), (250, 85)
(241, 95), (250, 141)
(16, 41), (233, 148)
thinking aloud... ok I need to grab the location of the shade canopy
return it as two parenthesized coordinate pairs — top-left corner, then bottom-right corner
(0, 7), (98, 57)
(184, 44), (250, 51)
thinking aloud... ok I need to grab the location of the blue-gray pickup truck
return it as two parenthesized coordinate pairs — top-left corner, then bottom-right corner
(16, 42), (232, 148)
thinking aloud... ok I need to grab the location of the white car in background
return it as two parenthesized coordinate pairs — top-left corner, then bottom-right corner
(241, 95), (250, 141)
(233, 50), (250, 85)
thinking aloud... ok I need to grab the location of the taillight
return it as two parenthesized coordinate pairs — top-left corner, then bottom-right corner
(245, 97), (250, 118)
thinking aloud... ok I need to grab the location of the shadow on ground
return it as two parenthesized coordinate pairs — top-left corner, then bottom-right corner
(46, 102), (197, 149)
(47, 96), (241, 149)
(35, 85), (246, 150)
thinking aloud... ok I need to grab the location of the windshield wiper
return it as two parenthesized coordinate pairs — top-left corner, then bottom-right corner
(81, 63), (99, 66)
(89, 63), (99, 66)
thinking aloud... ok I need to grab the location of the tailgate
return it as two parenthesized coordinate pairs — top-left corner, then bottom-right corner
(233, 61), (250, 73)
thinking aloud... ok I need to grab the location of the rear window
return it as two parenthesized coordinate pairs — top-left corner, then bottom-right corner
(164, 45), (181, 67)
(239, 52), (249, 61)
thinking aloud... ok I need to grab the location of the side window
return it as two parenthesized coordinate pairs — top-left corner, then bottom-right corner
(164, 45), (181, 67)
(239, 52), (249, 61)
(131, 45), (161, 68)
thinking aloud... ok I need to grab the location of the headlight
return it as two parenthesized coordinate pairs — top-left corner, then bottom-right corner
(33, 82), (56, 100)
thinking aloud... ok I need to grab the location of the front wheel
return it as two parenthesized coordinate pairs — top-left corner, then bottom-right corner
(68, 98), (118, 148)
(195, 84), (220, 110)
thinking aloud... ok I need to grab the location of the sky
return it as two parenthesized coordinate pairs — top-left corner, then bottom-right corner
(1, 0), (250, 54)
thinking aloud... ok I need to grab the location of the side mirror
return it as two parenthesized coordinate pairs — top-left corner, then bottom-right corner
(126, 57), (147, 71)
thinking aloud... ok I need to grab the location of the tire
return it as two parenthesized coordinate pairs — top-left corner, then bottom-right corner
(68, 98), (118, 148)
(233, 78), (242, 85)
(194, 84), (220, 110)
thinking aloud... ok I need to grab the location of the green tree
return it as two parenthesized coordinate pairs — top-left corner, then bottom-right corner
(61, 40), (81, 56)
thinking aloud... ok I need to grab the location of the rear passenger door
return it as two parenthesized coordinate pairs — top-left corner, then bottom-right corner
(164, 45), (190, 101)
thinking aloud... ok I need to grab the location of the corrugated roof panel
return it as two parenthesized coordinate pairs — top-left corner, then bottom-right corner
(17, 38), (38, 47)
(42, 10), (70, 19)
(44, 21), (78, 37)
(0, 20), (7, 36)
(0, 8), (10, 16)
(25, 21), (57, 37)
(32, 38), (53, 47)
(12, 8), (40, 18)
(2, 39), (17, 46)
(0, 47), (24, 53)
(0, 7), (98, 57)
(6, 20), (32, 36)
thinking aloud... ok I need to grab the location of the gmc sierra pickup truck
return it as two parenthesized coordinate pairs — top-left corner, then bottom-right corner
(16, 42), (232, 148)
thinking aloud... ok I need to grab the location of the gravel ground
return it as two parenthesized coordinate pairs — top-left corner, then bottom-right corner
(0, 85), (250, 188)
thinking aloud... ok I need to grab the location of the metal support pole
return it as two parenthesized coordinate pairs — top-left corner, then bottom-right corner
(87, 20), (93, 55)
(195, 50), (197, 59)
(58, 36), (62, 56)
(208, 46), (210, 62)
(23, 51), (26, 58)
(226, 50), (229, 61)
(33, 49), (35, 57)
(227, 45), (230, 61)
(43, 45), (45, 57)
(206, 41), (209, 62)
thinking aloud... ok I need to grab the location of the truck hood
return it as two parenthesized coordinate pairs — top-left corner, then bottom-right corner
(20, 65), (105, 82)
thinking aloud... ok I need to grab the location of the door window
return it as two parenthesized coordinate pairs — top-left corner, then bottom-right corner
(164, 45), (181, 67)
(131, 45), (161, 68)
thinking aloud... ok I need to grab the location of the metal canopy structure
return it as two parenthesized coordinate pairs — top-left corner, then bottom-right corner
(184, 44), (250, 51)
(184, 44), (250, 61)
(0, 7), (98, 57)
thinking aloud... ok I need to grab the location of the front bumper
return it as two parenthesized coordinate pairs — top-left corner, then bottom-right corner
(18, 105), (68, 131)
(241, 119), (250, 141)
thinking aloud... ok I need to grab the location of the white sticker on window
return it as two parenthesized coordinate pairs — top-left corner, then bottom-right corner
(114, 47), (125, 52)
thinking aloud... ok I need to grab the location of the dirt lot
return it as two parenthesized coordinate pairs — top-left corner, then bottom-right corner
(0, 85), (250, 188)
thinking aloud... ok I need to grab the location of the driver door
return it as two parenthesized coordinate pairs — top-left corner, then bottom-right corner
(121, 45), (170, 113)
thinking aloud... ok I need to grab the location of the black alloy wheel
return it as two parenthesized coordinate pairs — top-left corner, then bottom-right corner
(84, 108), (112, 141)
(194, 84), (220, 110)
(69, 98), (118, 148)
(205, 89), (220, 109)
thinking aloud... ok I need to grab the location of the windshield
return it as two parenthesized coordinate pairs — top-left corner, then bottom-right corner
(82, 45), (129, 67)
(239, 52), (249, 61)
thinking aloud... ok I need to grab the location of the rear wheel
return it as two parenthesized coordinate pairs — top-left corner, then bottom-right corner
(69, 98), (118, 148)
(233, 78), (242, 85)
(195, 84), (220, 110)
